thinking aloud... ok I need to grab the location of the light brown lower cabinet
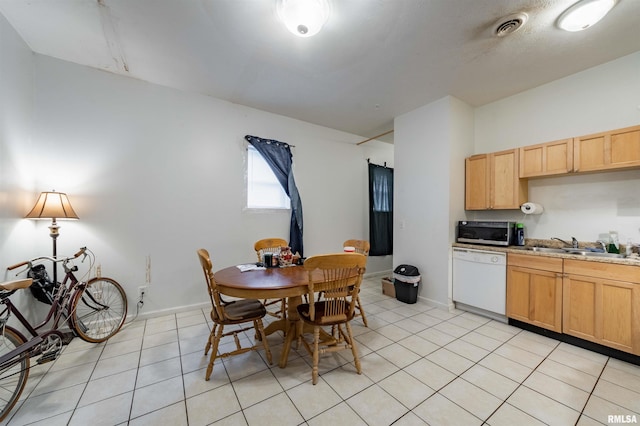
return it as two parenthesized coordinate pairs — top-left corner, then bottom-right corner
(507, 254), (640, 355)
(507, 254), (563, 332)
(562, 260), (640, 355)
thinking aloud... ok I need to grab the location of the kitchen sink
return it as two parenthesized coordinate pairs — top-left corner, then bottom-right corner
(583, 252), (626, 259)
(561, 248), (592, 254)
(560, 248), (626, 258)
(516, 246), (626, 258)
(526, 247), (565, 253)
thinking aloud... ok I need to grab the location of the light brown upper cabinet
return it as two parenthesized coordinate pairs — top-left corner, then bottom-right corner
(573, 125), (640, 173)
(465, 154), (489, 210)
(519, 138), (573, 178)
(465, 149), (528, 210)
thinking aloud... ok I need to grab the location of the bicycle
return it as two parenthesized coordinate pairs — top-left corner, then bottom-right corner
(0, 247), (128, 421)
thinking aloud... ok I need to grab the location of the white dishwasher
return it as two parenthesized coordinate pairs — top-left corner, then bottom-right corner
(452, 248), (507, 317)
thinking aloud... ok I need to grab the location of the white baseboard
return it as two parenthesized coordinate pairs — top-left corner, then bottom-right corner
(364, 270), (392, 279)
(128, 269), (394, 322)
(453, 302), (508, 323)
(416, 295), (449, 310)
(126, 301), (210, 322)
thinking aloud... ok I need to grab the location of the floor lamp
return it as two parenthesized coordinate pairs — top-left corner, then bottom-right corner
(25, 191), (79, 285)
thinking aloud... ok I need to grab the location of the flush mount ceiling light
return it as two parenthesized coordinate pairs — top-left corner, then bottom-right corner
(557, 0), (617, 32)
(277, 0), (330, 37)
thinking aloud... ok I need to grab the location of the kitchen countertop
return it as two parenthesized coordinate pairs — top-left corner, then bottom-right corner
(453, 241), (640, 267)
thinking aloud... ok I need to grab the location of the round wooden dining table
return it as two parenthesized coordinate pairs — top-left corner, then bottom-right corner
(213, 264), (310, 301)
(213, 264), (323, 368)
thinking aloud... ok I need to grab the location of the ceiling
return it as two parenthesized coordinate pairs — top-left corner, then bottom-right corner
(1, 0), (639, 144)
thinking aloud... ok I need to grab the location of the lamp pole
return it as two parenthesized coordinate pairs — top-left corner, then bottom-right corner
(48, 217), (60, 285)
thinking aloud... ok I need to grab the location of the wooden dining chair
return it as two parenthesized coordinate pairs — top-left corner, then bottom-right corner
(254, 238), (288, 318)
(296, 253), (367, 385)
(343, 239), (370, 327)
(197, 248), (272, 380)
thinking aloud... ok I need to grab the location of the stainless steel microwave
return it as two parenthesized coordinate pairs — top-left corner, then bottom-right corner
(457, 221), (515, 246)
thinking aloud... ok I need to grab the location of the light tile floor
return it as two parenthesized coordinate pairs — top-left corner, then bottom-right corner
(3, 277), (640, 425)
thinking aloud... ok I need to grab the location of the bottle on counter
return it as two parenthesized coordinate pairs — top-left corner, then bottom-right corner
(516, 223), (525, 246)
(608, 230), (620, 254)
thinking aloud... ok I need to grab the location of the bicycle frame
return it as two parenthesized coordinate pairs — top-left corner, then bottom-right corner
(16, 271), (82, 327)
(0, 247), (127, 423)
(0, 258), (89, 368)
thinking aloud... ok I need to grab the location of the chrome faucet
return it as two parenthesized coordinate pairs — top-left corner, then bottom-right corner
(596, 240), (608, 252)
(552, 237), (579, 248)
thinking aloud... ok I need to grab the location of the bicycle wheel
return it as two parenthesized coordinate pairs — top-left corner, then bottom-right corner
(0, 326), (29, 422)
(71, 277), (128, 343)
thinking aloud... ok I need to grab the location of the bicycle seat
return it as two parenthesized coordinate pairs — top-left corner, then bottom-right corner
(0, 279), (33, 292)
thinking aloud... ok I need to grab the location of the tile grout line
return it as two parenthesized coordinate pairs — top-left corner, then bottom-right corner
(125, 317), (147, 422)
(67, 338), (108, 421)
(576, 357), (610, 425)
(176, 312), (191, 426)
(412, 318), (523, 424)
(386, 312), (579, 424)
(477, 329), (560, 425)
(353, 309), (502, 424)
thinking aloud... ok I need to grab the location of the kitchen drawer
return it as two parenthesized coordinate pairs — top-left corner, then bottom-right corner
(507, 253), (563, 272)
(564, 259), (639, 283)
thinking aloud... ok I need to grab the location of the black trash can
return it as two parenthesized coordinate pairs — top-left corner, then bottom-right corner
(393, 264), (421, 304)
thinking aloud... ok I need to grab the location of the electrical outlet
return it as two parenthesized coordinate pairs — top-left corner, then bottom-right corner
(138, 286), (148, 299)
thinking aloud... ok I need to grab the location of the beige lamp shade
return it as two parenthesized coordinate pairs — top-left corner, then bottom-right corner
(25, 191), (79, 220)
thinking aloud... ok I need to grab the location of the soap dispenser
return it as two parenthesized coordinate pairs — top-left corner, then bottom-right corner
(608, 231), (620, 254)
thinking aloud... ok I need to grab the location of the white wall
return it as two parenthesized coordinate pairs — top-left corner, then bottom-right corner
(473, 52), (640, 245)
(474, 52), (640, 150)
(394, 96), (474, 307)
(0, 11), (36, 254)
(0, 12), (46, 328)
(447, 98), (475, 301)
(0, 14), (393, 318)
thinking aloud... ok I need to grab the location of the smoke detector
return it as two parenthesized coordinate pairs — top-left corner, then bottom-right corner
(494, 12), (528, 37)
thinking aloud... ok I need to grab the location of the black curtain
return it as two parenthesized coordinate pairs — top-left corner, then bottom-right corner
(369, 163), (393, 256)
(245, 135), (304, 256)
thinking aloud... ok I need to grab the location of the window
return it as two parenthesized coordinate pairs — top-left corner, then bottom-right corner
(247, 145), (290, 209)
(372, 171), (392, 212)
(369, 163), (393, 255)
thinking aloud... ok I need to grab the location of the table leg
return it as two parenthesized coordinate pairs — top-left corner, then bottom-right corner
(263, 318), (288, 336)
(279, 296), (301, 368)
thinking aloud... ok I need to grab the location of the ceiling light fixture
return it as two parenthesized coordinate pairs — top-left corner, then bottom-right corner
(277, 0), (330, 38)
(557, 0), (617, 32)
